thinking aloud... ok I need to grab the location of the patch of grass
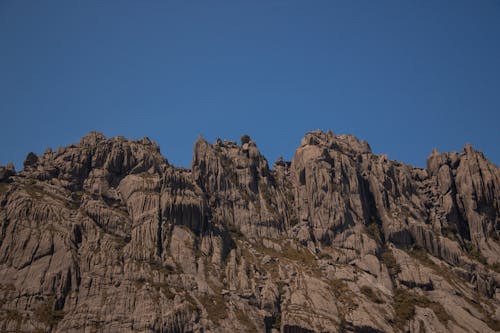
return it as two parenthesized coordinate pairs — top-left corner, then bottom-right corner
(465, 239), (500, 273)
(366, 222), (382, 244)
(272, 313), (281, 330)
(408, 247), (462, 288)
(24, 183), (63, 204)
(484, 317), (500, 331)
(0, 182), (10, 196)
(235, 309), (257, 332)
(381, 247), (401, 276)
(276, 281), (285, 296)
(34, 297), (64, 328)
(1, 308), (23, 324)
(1, 308), (25, 332)
(329, 278), (357, 325)
(67, 190), (85, 209)
(198, 293), (227, 324)
(441, 222), (458, 238)
(140, 172), (157, 179)
(465, 243), (488, 265)
(282, 244), (315, 265)
(217, 153), (239, 185)
(289, 217), (299, 226)
(330, 279), (349, 297)
(466, 293), (500, 331)
(254, 241), (315, 267)
(214, 144), (223, 153)
(260, 184), (279, 217)
(152, 282), (175, 299)
(227, 224), (244, 240)
(393, 289), (450, 328)
(0, 282), (15, 292)
(240, 134), (251, 145)
(149, 260), (177, 275)
(133, 277), (146, 289)
(24, 184), (46, 200)
(112, 235), (130, 251)
(408, 247), (438, 269)
(427, 302), (452, 325)
(393, 289), (417, 328)
(360, 286), (384, 304)
(318, 252), (332, 260)
(183, 293), (199, 312)
(284, 189), (294, 203)
(400, 206), (413, 219)
(488, 262), (500, 274)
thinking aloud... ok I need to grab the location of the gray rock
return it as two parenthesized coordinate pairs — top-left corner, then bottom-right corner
(0, 130), (498, 333)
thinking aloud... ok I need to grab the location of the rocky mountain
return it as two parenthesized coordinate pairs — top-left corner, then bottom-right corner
(0, 130), (499, 333)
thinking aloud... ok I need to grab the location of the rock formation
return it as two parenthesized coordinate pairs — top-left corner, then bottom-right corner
(0, 130), (498, 332)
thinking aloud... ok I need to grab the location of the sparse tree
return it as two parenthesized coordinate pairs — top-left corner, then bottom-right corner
(240, 134), (251, 145)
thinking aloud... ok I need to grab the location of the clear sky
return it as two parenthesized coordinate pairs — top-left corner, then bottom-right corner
(1, 1), (499, 170)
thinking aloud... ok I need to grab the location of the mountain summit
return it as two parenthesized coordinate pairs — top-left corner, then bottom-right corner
(0, 131), (498, 332)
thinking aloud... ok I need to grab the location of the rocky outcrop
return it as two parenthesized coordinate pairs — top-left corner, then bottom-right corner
(0, 163), (15, 182)
(0, 130), (498, 333)
(191, 135), (285, 239)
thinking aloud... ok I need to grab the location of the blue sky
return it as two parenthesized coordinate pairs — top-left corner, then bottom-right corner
(1, 1), (499, 169)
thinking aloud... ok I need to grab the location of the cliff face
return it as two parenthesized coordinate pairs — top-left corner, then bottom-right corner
(0, 130), (498, 333)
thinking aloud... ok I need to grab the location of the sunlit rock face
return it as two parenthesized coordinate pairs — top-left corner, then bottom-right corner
(0, 130), (498, 333)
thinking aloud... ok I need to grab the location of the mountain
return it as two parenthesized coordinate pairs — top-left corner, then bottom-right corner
(0, 130), (498, 333)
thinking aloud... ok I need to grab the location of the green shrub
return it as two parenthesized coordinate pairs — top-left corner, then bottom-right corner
(360, 286), (383, 304)
(34, 297), (64, 328)
(428, 302), (452, 325)
(133, 277), (146, 289)
(0, 183), (9, 196)
(408, 247), (438, 269)
(366, 223), (382, 244)
(489, 262), (500, 274)
(466, 244), (488, 265)
(152, 282), (175, 299)
(227, 224), (244, 239)
(240, 134), (251, 145)
(282, 245), (315, 266)
(1, 309), (23, 324)
(272, 314), (281, 330)
(381, 248), (401, 276)
(393, 289), (417, 327)
(393, 289), (450, 328)
(235, 309), (257, 332)
(24, 184), (45, 200)
(260, 185), (279, 216)
(198, 293), (227, 324)
(318, 252), (332, 260)
(330, 279), (349, 297)
(484, 317), (500, 331)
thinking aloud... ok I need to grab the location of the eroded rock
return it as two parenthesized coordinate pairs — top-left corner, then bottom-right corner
(0, 131), (498, 333)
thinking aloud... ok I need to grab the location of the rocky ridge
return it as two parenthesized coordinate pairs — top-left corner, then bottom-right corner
(0, 130), (498, 333)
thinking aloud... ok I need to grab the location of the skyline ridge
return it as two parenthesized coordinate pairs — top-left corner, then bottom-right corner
(5, 129), (497, 172)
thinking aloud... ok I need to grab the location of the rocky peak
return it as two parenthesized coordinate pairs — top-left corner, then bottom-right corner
(0, 131), (499, 333)
(79, 130), (106, 146)
(191, 135), (282, 238)
(300, 130), (372, 157)
(192, 135), (270, 192)
(18, 132), (168, 191)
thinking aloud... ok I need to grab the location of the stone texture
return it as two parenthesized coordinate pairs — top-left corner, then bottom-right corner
(0, 130), (499, 333)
